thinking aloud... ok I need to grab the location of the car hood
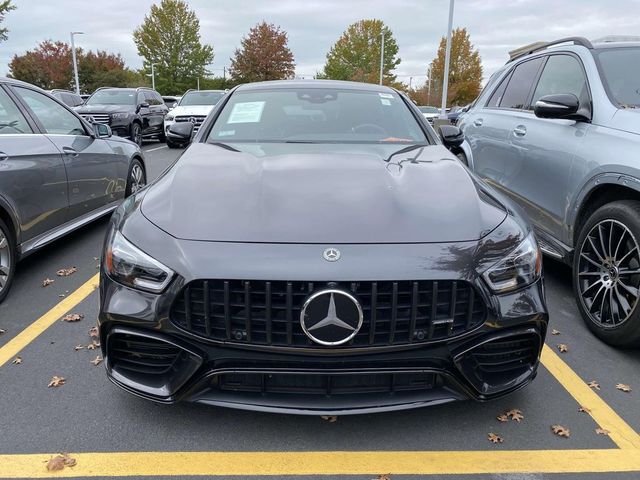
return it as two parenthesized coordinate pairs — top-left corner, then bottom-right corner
(169, 105), (214, 117)
(75, 104), (133, 114)
(140, 143), (507, 244)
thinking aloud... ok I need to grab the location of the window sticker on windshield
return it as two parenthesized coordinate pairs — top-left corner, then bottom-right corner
(228, 101), (265, 124)
(380, 98), (391, 106)
(379, 93), (394, 99)
(218, 130), (235, 137)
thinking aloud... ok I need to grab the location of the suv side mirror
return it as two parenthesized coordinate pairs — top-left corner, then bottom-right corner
(439, 125), (464, 149)
(167, 122), (193, 147)
(137, 102), (150, 113)
(93, 123), (112, 139)
(534, 94), (590, 122)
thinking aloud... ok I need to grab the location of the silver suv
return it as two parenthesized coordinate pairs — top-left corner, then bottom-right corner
(459, 37), (640, 347)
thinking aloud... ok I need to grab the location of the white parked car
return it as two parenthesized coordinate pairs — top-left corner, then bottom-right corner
(164, 90), (226, 147)
(417, 105), (439, 123)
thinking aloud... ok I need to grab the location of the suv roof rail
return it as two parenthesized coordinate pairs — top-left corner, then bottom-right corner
(508, 37), (594, 63)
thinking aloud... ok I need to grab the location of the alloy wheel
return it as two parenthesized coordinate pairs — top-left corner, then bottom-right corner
(0, 229), (11, 292)
(577, 219), (640, 328)
(129, 164), (145, 194)
(132, 125), (142, 146)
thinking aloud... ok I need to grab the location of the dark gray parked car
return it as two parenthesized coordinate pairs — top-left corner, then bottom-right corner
(459, 37), (640, 346)
(99, 80), (547, 414)
(0, 78), (146, 302)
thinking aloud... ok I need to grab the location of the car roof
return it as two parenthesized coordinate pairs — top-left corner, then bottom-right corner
(234, 79), (397, 93)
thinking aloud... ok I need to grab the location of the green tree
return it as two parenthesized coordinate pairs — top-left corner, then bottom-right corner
(320, 19), (400, 84)
(229, 22), (295, 84)
(133, 0), (214, 95)
(0, 0), (15, 42)
(428, 27), (482, 107)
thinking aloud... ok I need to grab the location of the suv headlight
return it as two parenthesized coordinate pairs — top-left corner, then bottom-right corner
(104, 230), (173, 293)
(165, 115), (174, 121)
(111, 113), (129, 120)
(482, 232), (541, 293)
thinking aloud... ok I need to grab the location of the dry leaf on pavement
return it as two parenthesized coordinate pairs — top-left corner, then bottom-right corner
(551, 425), (570, 438)
(496, 414), (509, 422)
(74, 345), (84, 351)
(91, 355), (103, 366)
(579, 406), (592, 414)
(87, 340), (100, 350)
(595, 428), (610, 436)
(487, 433), (503, 443)
(62, 313), (84, 322)
(88, 326), (99, 338)
(42, 278), (54, 287)
(45, 453), (76, 471)
(48, 376), (66, 388)
(12, 356), (22, 365)
(372, 475), (391, 480)
(0, 328), (6, 335)
(588, 380), (601, 390)
(616, 383), (632, 392)
(56, 267), (77, 277)
(321, 415), (338, 423)
(551, 329), (561, 335)
(557, 344), (568, 353)
(506, 409), (524, 422)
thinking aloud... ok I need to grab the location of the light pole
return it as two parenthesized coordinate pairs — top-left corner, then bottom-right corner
(440, 0), (455, 118)
(147, 63), (158, 91)
(70, 31), (83, 95)
(379, 30), (385, 85)
(427, 66), (432, 105)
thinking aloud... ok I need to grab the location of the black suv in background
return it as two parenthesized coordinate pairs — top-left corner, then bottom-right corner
(76, 87), (168, 145)
(49, 89), (84, 108)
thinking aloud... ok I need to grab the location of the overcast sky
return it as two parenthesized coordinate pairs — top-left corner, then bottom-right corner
(1, 0), (639, 88)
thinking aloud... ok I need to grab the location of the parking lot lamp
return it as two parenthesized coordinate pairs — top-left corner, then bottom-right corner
(147, 63), (158, 91)
(70, 31), (83, 95)
(440, 0), (454, 118)
(379, 31), (385, 85)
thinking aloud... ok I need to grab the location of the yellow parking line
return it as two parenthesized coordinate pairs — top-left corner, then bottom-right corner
(541, 344), (640, 450)
(0, 274), (99, 368)
(1, 449), (640, 477)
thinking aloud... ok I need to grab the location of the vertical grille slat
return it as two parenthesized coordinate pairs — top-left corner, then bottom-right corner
(171, 279), (486, 348)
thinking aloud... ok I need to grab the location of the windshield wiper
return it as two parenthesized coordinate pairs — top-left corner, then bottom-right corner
(209, 142), (240, 152)
(384, 143), (428, 162)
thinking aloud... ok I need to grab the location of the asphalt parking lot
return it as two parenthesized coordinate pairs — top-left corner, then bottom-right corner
(0, 143), (639, 479)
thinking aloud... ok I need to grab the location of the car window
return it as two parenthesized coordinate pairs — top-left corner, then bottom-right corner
(179, 91), (225, 106)
(208, 88), (428, 144)
(0, 87), (33, 134)
(145, 91), (160, 105)
(71, 93), (83, 107)
(87, 89), (137, 105)
(498, 57), (544, 110)
(531, 55), (588, 107)
(153, 92), (164, 105)
(486, 71), (511, 108)
(13, 87), (85, 136)
(595, 47), (640, 107)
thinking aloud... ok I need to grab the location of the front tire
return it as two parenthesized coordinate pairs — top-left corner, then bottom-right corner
(0, 218), (16, 304)
(125, 159), (146, 197)
(130, 122), (142, 147)
(573, 200), (640, 346)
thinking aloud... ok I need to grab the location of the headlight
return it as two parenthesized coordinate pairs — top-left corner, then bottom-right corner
(104, 230), (173, 293)
(111, 113), (129, 120)
(482, 232), (541, 293)
(165, 115), (174, 121)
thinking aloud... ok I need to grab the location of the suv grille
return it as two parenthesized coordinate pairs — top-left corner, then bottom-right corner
(80, 113), (110, 124)
(170, 280), (486, 348)
(175, 115), (206, 133)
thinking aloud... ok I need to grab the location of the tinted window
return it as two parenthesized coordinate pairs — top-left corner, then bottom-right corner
(0, 87), (33, 134)
(487, 72), (511, 107)
(14, 87), (85, 135)
(144, 91), (160, 105)
(499, 58), (544, 109)
(208, 88), (427, 144)
(179, 91), (225, 106)
(531, 55), (588, 107)
(594, 47), (640, 107)
(87, 89), (136, 105)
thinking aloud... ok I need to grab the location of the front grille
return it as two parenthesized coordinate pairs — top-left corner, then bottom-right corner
(469, 334), (538, 376)
(80, 113), (110, 124)
(108, 333), (181, 375)
(175, 115), (206, 133)
(217, 371), (439, 396)
(171, 280), (486, 348)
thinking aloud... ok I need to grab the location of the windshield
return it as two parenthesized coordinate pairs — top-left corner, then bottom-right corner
(418, 106), (438, 114)
(595, 47), (640, 107)
(208, 88), (427, 144)
(86, 89), (136, 106)
(179, 91), (225, 106)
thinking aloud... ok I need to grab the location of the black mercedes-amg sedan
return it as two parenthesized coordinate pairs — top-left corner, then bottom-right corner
(99, 80), (548, 415)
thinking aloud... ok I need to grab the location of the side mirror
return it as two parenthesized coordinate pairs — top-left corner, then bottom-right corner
(439, 125), (464, 149)
(167, 122), (193, 147)
(534, 94), (589, 122)
(93, 123), (112, 139)
(170, 102), (177, 109)
(137, 102), (150, 112)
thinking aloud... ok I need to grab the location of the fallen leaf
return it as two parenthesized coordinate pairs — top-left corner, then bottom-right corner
(61, 313), (84, 322)
(321, 415), (338, 423)
(557, 343), (568, 353)
(0, 328), (6, 335)
(372, 475), (391, 480)
(74, 345), (84, 351)
(48, 376), (66, 388)
(56, 267), (77, 277)
(496, 414), (509, 423)
(506, 409), (524, 422)
(87, 340), (100, 350)
(91, 355), (103, 366)
(88, 326), (99, 338)
(579, 406), (592, 414)
(595, 428), (610, 436)
(42, 278), (54, 287)
(487, 432), (503, 443)
(93, 257), (99, 261)
(551, 329), (561, 335)
(58, 294), (66, 298)
(45, 453), (76, 471)
(616, 383), (632, 393)
(12, 356), (22, 365)
(588, 380), (601, 390)
(551, 425), (570, 438)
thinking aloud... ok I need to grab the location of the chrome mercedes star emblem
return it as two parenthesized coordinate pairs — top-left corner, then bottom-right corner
(189, 117), (197, 124)
(323, 247), (341, 262)
(300, 289), (363, 346)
